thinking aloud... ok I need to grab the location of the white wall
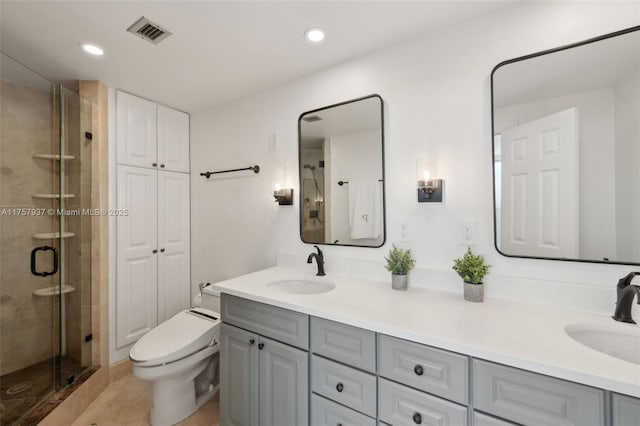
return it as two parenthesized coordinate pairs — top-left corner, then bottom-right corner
(494, 88), (617, 260)
(191, 1), (640, 317)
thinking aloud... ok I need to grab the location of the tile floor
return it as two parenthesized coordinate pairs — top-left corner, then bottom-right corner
(72, 374), (219, 426)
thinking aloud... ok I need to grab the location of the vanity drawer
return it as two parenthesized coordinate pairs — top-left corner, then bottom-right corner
(473, 412), (517, 426)
(221, 293), (309, 350)
(378, 334), (468, 404)
(311, 355), (377, 418)
(473, 359), (605, 426)
(311, 393), (376, 426)
(612, 393), (640, 426)
(311, 316), (376, 372)
(378, 378), (468, 426)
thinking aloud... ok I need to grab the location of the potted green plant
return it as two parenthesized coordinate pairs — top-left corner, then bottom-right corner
(452, 247), (490, 302)
(384, 244), (416, 290)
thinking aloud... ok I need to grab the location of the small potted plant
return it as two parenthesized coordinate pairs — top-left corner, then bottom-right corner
(385, 244), (416, 291)
(452, 247), (490, 302)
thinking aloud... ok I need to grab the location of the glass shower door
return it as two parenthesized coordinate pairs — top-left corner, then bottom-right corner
(0, 52), (59, 425)
(0, 55), (92, 424)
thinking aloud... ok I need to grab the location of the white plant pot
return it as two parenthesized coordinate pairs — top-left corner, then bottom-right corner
(463, 282), (484, 302)
(392, 274), (408, 291)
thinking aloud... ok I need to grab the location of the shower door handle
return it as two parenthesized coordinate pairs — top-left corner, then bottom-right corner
(31, 246), (58, 277)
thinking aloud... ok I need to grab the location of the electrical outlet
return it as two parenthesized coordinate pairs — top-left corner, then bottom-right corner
(459, 220), (477, 245)
(399, 222), (411, 241)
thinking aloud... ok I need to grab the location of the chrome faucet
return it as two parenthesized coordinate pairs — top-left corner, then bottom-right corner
(612, 272), (640, 324)
(307, 245), (326, 276)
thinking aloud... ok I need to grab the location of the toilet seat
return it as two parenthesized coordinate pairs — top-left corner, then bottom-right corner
(130, 308), (221, 367)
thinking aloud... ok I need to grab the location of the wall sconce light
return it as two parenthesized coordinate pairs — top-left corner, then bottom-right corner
(417, 170), (443, 203)
(273, 183), (293, 205)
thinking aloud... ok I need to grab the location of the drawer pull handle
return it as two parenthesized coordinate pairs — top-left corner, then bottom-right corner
(413, 412), (422, 424)
(336, 383), (344, 393)
(249, 338), (255, 346)
(258, 343), (264, 350)
(414, 365), (424, 376)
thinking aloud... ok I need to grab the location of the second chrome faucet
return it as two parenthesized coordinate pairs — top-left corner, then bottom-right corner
(307, 245), (326, 276)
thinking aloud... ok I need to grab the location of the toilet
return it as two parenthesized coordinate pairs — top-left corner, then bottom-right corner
(130, 289), (221, 426)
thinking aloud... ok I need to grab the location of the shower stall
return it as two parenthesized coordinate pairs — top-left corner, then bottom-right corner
(0, 53), (93, 425)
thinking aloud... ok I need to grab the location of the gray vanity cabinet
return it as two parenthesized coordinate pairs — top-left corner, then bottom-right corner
(378, 334), (468, 405)
(612, 393), (640, 426)
(258, 337), (308, 426)
(220, 295), (309, 426)
(311, 393), (376, 426)
(473, 359), (605, 426)
(311, 317), (376, 372)
(378, 378), (468, 426)
(220, 323), (259, 426)
(473, 412), (517, 426)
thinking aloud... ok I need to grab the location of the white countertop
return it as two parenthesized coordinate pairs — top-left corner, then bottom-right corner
(210, 266), (640, 398)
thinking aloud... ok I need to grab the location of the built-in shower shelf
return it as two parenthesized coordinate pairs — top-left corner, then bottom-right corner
(33, 285), (75, 297)
(32, 194), (75, 199)
(33, 154), (76, 161)
(33, 232), (75, 239)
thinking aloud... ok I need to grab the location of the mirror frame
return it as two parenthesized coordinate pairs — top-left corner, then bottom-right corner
(490, 25), (640, 266)
(297, 94), (386, 248)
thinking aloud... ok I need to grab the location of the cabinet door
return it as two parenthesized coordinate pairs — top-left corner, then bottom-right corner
(157, 105), (189, 173)
(259, 336), (309, 426)
(116, 166), (158, 348)
(117, 91), (157, 168)
(220, 324), (259, 426)
(157, 171), (190, 323)
(612, 394), (640, 426)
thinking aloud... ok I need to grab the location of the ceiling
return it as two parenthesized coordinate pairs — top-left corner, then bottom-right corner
(1, 1), (511, 112)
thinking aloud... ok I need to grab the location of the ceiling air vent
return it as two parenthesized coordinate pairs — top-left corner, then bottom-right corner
(127, 16), (172, 45)
(302, 115), (323, 123)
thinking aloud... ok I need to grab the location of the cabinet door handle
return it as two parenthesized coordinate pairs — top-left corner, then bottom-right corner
(412, 412), (422, 424)
(152, 249), (158, 254)
(152, 162), (158, 167)
(414, 365), (424, 376)
(258, 343), (264, 350)
(248, 338), (255, 346)
(160, 164), (165, 168)
(160, 248), (165, 253)
(336, 383), (344, 393)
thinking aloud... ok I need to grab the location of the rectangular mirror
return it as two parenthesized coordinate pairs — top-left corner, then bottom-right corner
(298, 94), (385, 247)
(492, 26), (640, 265)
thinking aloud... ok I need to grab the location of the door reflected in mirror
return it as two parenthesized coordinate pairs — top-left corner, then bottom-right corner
(492, 26), (640, 265)
(298, 95), (385, 247)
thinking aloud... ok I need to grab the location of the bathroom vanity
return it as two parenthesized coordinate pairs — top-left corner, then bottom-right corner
(213, 266), (640, 426)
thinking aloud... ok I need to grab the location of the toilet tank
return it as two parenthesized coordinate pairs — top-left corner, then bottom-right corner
(201, 287), (221, 312)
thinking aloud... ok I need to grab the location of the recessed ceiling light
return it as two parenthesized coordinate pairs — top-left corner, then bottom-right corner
(305, 28), (325, 43)
(81, 43), (104, 56)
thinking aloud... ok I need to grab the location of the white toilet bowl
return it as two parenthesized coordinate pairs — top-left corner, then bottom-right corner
(130, 307), (221, 426)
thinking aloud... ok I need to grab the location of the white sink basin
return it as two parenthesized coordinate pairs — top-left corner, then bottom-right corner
(267, 279), (335, 295)
(565, 322), (640, 365)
